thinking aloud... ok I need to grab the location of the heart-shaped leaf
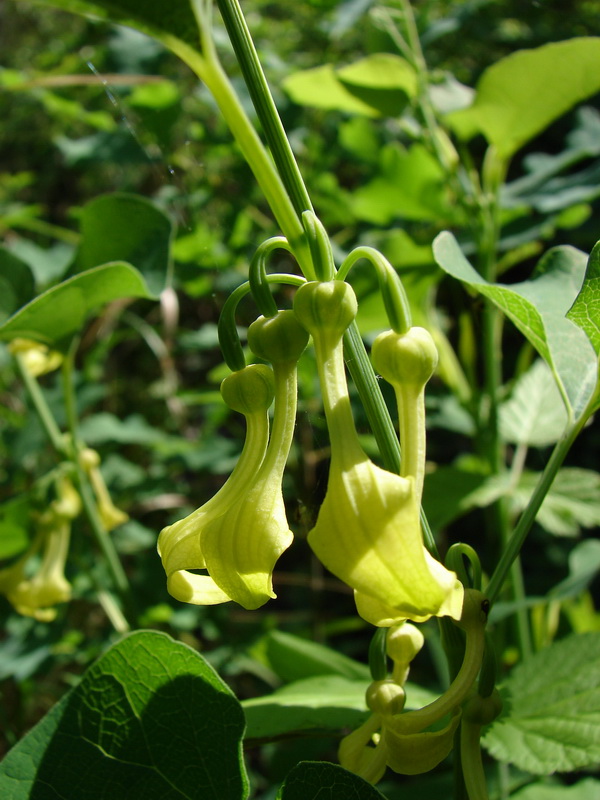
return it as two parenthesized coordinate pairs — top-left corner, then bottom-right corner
(0, 630), (249, 800)
(77, 193), (174, 296)
(433, 232), (598, 422)
(0, 262), (154, 349)
(447, 38), (600, 159)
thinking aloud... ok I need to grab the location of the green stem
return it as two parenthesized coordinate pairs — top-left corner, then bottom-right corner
(215, 0), (314, 218)
(460, 720), (490, 800)
(486, 420), (585, 604)
(61, 349), (131, 601)
(15, 355), (65, 454)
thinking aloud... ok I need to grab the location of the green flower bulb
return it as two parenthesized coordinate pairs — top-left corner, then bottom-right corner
(247, 310), (309, 364)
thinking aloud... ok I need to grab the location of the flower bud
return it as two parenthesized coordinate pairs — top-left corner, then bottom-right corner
(387, 622), (425, 665)
(372, 327), (438, 389)
(293, 280), (357, 338)
(366, 680), (406, 716)
(247, 310), (309, 364)
(220, 364), (275, 415)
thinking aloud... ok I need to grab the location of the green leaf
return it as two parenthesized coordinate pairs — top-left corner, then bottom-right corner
(278, 761), (389, 800)
(483, 632), (600, 773)
(447, 38), (600, 159)
(0, 249), (35, 324)
(423, 461), (491, 531)
(0, 263), (154, 348)
(283, 65), (382, 117)
(433, 233), (598, 421)
(568, 240), (600, 356)
(243, 675), (437, 743)
(509, 468), (600, 537)
(499, 360), (569, 447)
(352, 144), (450, 224)
(0, 630), (249, 800)
(78, 193), (174, 295)
(243, 676), (371, 741)
(549, 539), (600, 600)
(337, 54), (417, 117)
(0, 497), (31, 559)
(513, 779), (600, 800)
(29, 0), (201, 52)
(251, 629), (370, 683)
(283, 54), (416, 119)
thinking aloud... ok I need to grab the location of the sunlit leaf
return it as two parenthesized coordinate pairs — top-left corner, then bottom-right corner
(0, 263), (154, 348)
(447, 38), (600, 159)
(433, 233), (597, 421)
(483, 632), (600, 773)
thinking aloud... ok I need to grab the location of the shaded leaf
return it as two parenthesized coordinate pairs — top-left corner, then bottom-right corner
(277, 761), (389, 800)
(483, 632), (600, 774)
(352, 144), (450, 224)
(29, 0), (201, 50)
(0, 263), (154, 348)
(252, 629), (370, 683)
(509, 468), (600, 537)
(77, 193), (174, 295)
(447, 38), (600, 159)
(0, 249), (35, 324)
(433, 233), (598, 421)
(549, 539), (600, 600)
(0, 630), (249, 800)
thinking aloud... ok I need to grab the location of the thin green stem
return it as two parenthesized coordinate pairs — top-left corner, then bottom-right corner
(15, 355), (65, 454)
(215, 0), (314, 218)
(61, 349), (131, 601)
(487, 420), (584, 604)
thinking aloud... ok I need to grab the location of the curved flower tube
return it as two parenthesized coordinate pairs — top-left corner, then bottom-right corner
(340, 591), (488, 784)
(158, 363), (275, 606)
(293, 281), (463, 626)
(198, 311), (308, 609)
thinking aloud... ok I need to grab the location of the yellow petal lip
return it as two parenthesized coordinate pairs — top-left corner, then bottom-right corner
(308, 456), (463, 624)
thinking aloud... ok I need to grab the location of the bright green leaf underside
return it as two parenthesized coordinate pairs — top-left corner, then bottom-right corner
(433, 232), (598, 421)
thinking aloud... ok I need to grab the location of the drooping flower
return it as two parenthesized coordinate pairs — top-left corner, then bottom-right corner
(293, 280), (463, 626)
(79, 448), (129, 531)
(8, 338), (63, 377)
(0, 476), (81, 621)
(158, 363), (275, 606)
(159, 310), (309, 610)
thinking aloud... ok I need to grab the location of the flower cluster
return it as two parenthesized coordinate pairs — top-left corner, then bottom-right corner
(158, 274), (463, 626)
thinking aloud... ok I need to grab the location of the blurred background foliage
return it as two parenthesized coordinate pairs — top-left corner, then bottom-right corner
(0, 1), (599, 796)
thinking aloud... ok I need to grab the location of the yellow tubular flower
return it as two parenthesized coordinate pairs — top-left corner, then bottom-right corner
(293, 281), (462, 626)
(79, 448), (129, 531)
(158, 363), (275, 606)
(0, 477), (80, 621)
(199, 311), (309, 609)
